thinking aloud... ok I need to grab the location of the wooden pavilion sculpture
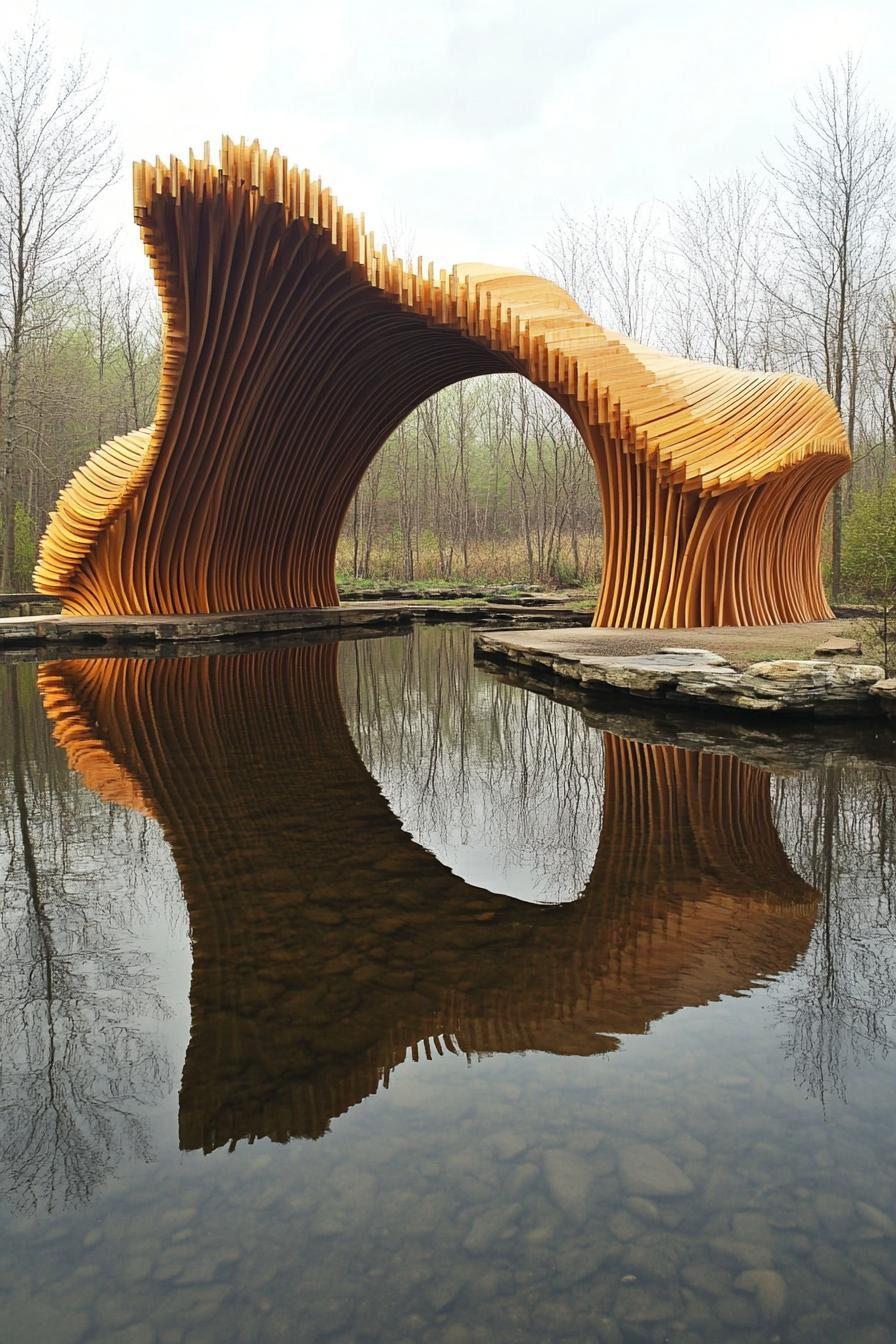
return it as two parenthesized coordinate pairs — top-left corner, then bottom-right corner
(34, 139), (850, 626)
(38, 640), (818, 1149)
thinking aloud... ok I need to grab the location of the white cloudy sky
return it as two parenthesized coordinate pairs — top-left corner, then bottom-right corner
(36, 0), (896, 276)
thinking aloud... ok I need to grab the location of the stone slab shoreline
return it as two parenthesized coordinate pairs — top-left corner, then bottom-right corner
(474, 625), (896, 723)
(0, 600), (591, 656)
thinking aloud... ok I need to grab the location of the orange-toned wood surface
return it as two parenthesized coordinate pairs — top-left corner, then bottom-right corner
(34, 139), (850, 626)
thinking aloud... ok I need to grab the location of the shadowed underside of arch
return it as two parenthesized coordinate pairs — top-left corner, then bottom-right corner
(34, 138), (850, 626)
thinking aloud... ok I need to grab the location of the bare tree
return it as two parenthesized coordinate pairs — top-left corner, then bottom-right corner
(78, 254), (118, 450)
(0, 16), (119, 587)
(539, 204), (659, 341)
(764, 55), (895, 599)
(113, 264), (160, 431)
(668, 173), (774, 368)
(537, 206), (599, 317)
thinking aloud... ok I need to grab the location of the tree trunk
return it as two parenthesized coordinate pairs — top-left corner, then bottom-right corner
(2, 336), (22, 589)
(831, 481), (843, 602)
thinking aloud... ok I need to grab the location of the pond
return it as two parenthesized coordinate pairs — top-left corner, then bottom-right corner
(1, 623), (895, 1344)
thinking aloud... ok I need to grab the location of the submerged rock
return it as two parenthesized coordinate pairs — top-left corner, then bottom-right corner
(618, 1144), (694, 1197)
(462, 1202), (522, 1253)
(682, 1260), (732, 1297)
(542, 1149), (595, 1224)
(708, 1235), (774, 1269)
(735, 1267), (788, 1321)
(856, 1201), (896, 1237)
(614, 1283), (679, 1323)
(608, 1210), (642, 1242)
(731, 1211), (772, 1244)
(490, 1131), (528, 1161)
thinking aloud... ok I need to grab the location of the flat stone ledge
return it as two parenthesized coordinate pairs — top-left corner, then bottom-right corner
(474, 628), (888, 721)
(0, 599), (592, 655)
(814, 636), (862, 657)
(0, 605), (407, 650)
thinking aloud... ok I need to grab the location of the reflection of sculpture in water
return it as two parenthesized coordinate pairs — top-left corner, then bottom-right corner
(39, 641), (819, 1153)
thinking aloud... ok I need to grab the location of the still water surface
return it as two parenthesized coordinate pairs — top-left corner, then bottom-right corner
(1, 625), (896, 1343)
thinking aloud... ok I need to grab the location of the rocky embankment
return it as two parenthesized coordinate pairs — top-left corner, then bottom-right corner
(475, 629), (896, 722)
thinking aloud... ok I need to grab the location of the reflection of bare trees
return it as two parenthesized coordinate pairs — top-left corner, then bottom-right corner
(340, 626), (604, 902)
(773, 764), (896, 1104)
(0, 665), (173, 1214)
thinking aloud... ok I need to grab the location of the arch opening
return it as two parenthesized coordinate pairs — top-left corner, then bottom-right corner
(338, 372), (603, 590)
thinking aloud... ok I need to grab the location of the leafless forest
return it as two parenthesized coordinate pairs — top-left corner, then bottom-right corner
(2, 20), (895, 595)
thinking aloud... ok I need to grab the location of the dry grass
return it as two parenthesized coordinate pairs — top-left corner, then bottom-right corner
(335, 532), (602, 586)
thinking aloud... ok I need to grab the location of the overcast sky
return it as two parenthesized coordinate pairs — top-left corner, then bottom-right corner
(37, 0), (896, 278)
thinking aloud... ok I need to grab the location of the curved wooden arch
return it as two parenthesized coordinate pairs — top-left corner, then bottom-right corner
(38, 640), (818, 1149)
(34, 138), (850, 625)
